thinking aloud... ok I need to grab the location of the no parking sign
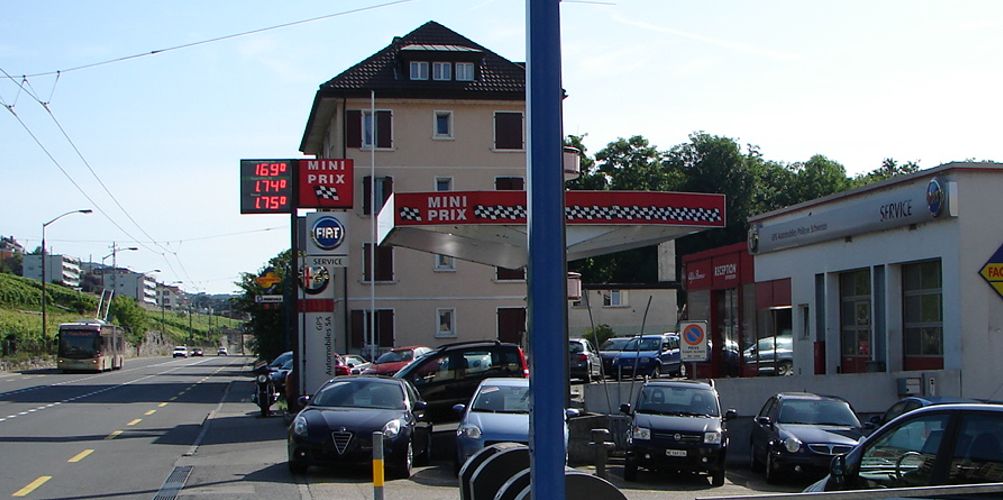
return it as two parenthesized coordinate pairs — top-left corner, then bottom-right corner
(679, 321), (709, 362)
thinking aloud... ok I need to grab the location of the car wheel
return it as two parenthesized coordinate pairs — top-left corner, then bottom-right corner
(777, 361), (793, 376)
(623, 457), (638, 481)
(765, 451), (779, 484)
(391, 439), (414, 479)
(711, 468), (725, 487)
(288, 458), (308, 474)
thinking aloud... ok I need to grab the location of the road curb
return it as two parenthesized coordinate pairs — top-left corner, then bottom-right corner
(184, 378), (233, 457)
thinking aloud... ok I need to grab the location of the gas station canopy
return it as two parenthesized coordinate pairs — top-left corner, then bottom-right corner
(377, 190), (727, 267)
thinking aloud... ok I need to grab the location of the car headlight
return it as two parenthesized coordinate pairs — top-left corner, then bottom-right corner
(256, 374), (268, 383)
(383, 419), (402, 439)
(458, 424), (482, 439)
(784, 436), (802, 453)
(704, 431), (722, 444)
(293, 416), (308, 437)
(632, 427), (651, 440)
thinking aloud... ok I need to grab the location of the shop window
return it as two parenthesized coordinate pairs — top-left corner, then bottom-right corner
(603, 290), (626, 307)
(840, 269), (871, 373)
(902, 260), (943, 370)
(751, 306), (793, 376)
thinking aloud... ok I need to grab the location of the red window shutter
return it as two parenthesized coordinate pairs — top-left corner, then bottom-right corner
(377, 310), (394, 347)
(346, 110), (361, 148)
(351, 310), (365, 349)
(494, 112), (523, 150)
(381, 176), (394, 206)
(363, 176), (373, 215)
(376, 111), (392, 149)
(377, 246), (394, 281)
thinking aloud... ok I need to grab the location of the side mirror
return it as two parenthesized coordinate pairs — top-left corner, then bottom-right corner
(724, 409), (738, 421)
(297, 395), (311, 407)
(452, 403), (466, 414)
(619, 403), (632, 415)
(830, 454), (847, 487)
(413, 400), (428, 411)
(755, 416), (772, 427)
(565, 408), (581, 419)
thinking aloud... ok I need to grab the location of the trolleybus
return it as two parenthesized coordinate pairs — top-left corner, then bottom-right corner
(57, 320), (125, 372)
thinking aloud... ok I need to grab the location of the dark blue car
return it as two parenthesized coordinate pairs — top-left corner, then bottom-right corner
(610, 333), (683, 379)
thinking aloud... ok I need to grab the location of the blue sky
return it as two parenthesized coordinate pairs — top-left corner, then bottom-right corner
(3, 0), (1002, 293)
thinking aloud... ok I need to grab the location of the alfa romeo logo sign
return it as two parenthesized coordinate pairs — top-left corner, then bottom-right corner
(299, 266), (330, 295)
(310, 215), (346, 251)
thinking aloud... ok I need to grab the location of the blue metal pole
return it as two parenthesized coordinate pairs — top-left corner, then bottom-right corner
(527, 1), (566, 499)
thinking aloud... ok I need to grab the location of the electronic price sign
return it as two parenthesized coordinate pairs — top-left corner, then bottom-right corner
(240, 160), (294, 214)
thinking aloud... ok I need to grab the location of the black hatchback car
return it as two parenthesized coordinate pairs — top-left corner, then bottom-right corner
(750, 392), (863, 482)
(620, 380), (736, 486)
(287, 376), (432, 478)
(394, 340), (528, 424)
(805, 403), (1003, 492)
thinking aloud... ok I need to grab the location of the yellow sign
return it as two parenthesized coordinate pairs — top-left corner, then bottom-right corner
(980, 244), (1003, 300)
(256, 271), (281, 289)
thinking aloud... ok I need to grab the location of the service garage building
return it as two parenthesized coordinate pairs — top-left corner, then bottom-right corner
(748, 161), (1003, 400)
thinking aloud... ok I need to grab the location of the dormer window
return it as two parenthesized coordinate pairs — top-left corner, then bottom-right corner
(433, 62), (452, 81)
(410, 61), (429, 80)
(456, 62), (475, 81)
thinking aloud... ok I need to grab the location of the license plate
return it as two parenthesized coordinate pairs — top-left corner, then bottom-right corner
(665, 449), (687, 457)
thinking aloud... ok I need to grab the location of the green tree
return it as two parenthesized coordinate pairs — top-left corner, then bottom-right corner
(233, 250), (290, 361)
(110, 296), (148, 346)
(851, 158), (920, 187)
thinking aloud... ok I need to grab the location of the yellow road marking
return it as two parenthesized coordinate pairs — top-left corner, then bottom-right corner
(105, 430), (123, 440)
(144, 410), (156, 416)
(68, 449), (94, 463)
(12, 476), (51, 497)
(158, 402), (168, 408)
(127, 418), (142, 426)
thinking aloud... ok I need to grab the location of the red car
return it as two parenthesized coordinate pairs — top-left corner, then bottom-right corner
(363, 346), (432, 376)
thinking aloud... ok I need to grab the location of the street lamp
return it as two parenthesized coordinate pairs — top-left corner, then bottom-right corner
(41, 209), (92, 346)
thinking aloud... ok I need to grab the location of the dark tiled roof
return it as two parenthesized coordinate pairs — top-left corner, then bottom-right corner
(316, 21), (525, 99)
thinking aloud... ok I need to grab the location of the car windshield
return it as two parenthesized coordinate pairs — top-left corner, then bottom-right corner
(471, 384), (530, 414)
(636, 386), (719, 417)
(600, 338), (630, 351)
(622, 338), (661, 351)
(375, 350), (413, 364)
(269, 351), (293, 368)
(311, 379), (404, 410)
(778, 399), (860, 427)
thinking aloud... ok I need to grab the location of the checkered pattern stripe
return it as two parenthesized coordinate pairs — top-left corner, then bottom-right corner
(399, 207), (422, 221)
(314, 185), (340, 200)
(565, 205), (722, 223)
(474, 205), (526, 220)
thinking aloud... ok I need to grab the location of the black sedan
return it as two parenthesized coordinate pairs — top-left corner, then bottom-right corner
(750, 392), (863, 482)
(287, 376), (432, 478)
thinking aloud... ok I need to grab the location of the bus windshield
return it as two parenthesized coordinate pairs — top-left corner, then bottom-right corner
(59, 330), (99, 359)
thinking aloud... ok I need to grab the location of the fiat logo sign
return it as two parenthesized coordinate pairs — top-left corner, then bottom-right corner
(311, 215), (346, 251)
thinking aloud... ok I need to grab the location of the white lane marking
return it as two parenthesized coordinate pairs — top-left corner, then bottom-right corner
(0, 357), (239, 425)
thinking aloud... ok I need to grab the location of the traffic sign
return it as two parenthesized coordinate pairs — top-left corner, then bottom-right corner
(679, 321), (709, 362)
(980, 243), (1003, 300)
(255, 294), (283, 304)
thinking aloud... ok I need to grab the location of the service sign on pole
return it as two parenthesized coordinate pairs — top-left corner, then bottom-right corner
(298, 159), (354, 209)
(679, 321), (709, 363)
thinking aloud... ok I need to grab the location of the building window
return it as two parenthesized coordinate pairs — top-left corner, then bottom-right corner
(433, 111), (453, 139)
(435, 177), (453, 192)
(363, 176), (394, 215)
(351, 309), (395, 349)
(839, 269), (871, 373)
(434, 254), (455, 271)
(363, 243), (394, 282)
(902, 260), (943, 369)
(496, 266), (525, 281)
(495, 177), (524, 190)
(493, 112), (524, 150)
(410, 61), (429, 80)
(436, 308), (456, 338)
(456, 62), (475, 81)
(432, 62), (452, 81)
(603, 290), (626, 307)
(346, 110), (392, 149)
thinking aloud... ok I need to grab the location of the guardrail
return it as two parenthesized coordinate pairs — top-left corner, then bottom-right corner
(696, 481), (1003, 500)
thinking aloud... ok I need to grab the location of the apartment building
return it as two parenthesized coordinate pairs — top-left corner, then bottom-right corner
(299, 21), (532, 351)
(22, 254), (83, 288)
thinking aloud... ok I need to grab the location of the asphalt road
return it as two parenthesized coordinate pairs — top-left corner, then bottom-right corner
(0, 358), (811, 499)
